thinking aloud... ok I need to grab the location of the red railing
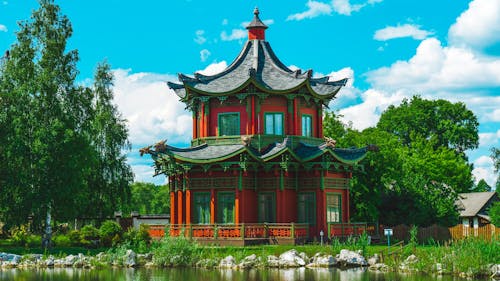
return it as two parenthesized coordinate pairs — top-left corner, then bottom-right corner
(327, 222), (377, 238)
(151, 223), (309, 240)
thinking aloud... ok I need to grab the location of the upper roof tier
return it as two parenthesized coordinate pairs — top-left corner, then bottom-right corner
(167, 10), (347, 103)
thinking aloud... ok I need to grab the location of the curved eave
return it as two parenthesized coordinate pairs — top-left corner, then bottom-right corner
(182, 77), (344, 101)
(158, 146), (262, 164)
(298, 147), (368, 164)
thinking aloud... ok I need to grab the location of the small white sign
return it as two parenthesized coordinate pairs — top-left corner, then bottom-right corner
(384, 228), (393, 236)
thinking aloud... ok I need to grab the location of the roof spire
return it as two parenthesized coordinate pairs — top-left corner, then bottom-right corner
(246, 7), (268, 41)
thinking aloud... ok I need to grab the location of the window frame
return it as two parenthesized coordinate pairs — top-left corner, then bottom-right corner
(218, 112), (240, 136)
(258, 192), (276, 223)
(297, 192), (316, 225)
(217, 191), (235, 224)
(192, 192), (211, 225)
(301, 114), (313, 137)
(264, 112), (284, 135)
(326, 192), (342, 223)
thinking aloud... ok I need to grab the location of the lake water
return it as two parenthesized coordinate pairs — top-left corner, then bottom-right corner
(0, 268), (487, 281)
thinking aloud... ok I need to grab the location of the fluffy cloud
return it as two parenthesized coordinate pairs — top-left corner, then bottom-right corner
(472, 156), (496, 187)
(112, 69), (192, 147)
(200, 49), (211, 62)
(374, 24), (433, 41)
(366, 38), (500, 91)
(287, 0), (382, 20)
(197, 61), (228, 75)
(0, 24), (7, 32)
(448, 0), (500, 49)
(287, 1), (332, 21)
(194, 30), (206, 45)
(220, 29), (247, 41)
(479, 129), (500, 147)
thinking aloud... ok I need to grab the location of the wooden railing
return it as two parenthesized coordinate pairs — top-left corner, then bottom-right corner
(327, 222), (376, 238)
(149, 223), (309, 240)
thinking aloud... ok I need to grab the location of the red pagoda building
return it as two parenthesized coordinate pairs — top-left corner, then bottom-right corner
(142, 8), (371, 245)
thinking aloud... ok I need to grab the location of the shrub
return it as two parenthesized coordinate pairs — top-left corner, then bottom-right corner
(80, 224), (99, 247)
(122, 224), (152, 252)
(152, 236), (199, 266)
(10, 225), (30, 246)
(68, 230), (81, 246)
(99, 221), (123, 247)
(53, 234), (72, 247)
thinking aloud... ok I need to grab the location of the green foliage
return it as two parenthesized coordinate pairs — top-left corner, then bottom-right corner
(0, 0), (132, 230)
(152, 236), (199, 266)
(80, 224), (99, 247)
(492, 147), (500, 190)
(124, 182), (170, 214)
(490, 201), (500, 227)
(323, 96), (477, 226)
(99, 221), (123, 247)
(471, 179), (491, 192)
(122, 224), (151, 252)
(68, 230), (81, 246)
(53, 234), (71, 247)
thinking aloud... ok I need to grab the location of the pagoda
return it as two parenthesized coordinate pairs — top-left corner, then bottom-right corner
(142, 8), (372, 244)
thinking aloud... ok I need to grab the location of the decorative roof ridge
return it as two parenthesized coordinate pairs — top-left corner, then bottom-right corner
(167, 81), (184, 89)
(166, 143), (208, 152)
(261, 41), (294, 74)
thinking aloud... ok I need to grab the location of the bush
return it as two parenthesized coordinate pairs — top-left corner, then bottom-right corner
(68, 230), (81, 246)
(53, 234), (72, 247)
(80, 224), (99, 247)
(152, 236), (199, 266)
(123, 224), (151, 252)
(99, 221), (123, 247)
(10, 225), (30, 246)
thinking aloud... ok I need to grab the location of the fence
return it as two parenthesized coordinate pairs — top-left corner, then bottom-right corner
(381, 224), (499, 243)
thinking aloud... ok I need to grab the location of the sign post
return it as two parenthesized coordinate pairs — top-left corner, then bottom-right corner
(384, 228), (393, 254)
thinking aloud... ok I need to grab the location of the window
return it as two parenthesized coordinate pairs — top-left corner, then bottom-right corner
(302, 115), (312, 137)
(326, 193), (341, 223)
(217, 192), (235, 224)
(218, 113), (240, 136)
(264, 113), (284, 135)
(193, 192), (210, 224)
(297, 192), (315, 224)
(258, 192), (276, 223)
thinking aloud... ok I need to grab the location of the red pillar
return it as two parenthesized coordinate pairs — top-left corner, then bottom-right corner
(318, 105), (323, 138)
(210, 189), (215, 224)
(192, 112), (197, 139)
(170, 191), (176, 225)
(251, 96), (256, 135)
(177, 189), (183, 224)
(185, 189), (191, 225)
(200, 104), (205, 138)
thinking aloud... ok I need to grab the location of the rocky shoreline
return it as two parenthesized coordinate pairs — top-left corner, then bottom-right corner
(1, 250), (499, 279)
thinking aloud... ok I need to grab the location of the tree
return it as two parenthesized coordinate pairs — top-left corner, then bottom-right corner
(378, 96), (479, 154)
(125, 182), (170, 214)
(82, 62), (133, 218)
(490, 201), (500, 227)
(492, 147), (500, 190)
(471, 179), (491, 192)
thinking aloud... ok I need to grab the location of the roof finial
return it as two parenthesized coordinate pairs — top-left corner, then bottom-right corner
(246, 7), (268, 40)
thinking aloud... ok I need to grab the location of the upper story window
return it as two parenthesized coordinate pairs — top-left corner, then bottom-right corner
(218, 112), (240, 136)
(264, 112), (283, 135)
(302, 115), (312, 137)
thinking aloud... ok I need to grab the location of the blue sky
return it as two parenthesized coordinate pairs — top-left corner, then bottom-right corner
(1, 0), (499, 187)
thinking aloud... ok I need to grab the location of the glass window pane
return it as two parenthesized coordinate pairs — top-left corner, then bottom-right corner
(326, 194), (341, 223)
(193, 192), (210, 224)
(265, 114), (274, 134)
(219, 113), (240, 136)
(217, 192), (235, 224)
(302, 115), (312, 137)
(274, 114), (283, 135)
(258, 193), (275, 223)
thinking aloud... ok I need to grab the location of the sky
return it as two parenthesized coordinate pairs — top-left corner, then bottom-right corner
(1, 0), (499, 187)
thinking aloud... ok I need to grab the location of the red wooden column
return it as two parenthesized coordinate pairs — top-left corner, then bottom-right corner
(210, 189), (215, 224)
(177, 186), (183, 224)
(170, 191), (176, 225)
(316, 189), (326, 237)
(251, 96), (256, 135)
(235, 189), (240, 224)
(185, 189), (191, 225)
(200, 104), (205, 138)
(192, 111), (197, 139)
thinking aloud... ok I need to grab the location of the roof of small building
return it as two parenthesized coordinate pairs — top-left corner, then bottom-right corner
(456, 191), (498, 218)
(167, 35), (347, 102)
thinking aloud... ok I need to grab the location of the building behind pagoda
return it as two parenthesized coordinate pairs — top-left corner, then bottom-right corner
(142, 9), (373, 245)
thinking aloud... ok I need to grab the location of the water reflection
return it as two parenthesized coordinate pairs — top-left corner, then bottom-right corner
(0, 268), (487, 281)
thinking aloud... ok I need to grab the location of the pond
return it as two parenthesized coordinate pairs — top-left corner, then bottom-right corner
(0, 268), (488, 281)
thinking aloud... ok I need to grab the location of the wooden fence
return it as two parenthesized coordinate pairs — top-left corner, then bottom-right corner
(381, 224), (499, 243)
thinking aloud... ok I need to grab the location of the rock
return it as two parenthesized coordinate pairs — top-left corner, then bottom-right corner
(278, 249), (306, 268)
(399, 254), (418, 272)
(219, 255), (236, 269)
(298, 252), (309, 263)
(196, 258), (217, 268)
(124, 249), (137, 267)
(237, 254), (260, 269)
(367, 254), (379, 266)
(45, 256), (55, 267)
(267, 255), (279, 268)
(64, 255), (77, 267)
(336, 249), (368, 267)
(306, 253), (337, 268)
(369, 263), (389, 272)
(144, 261), (155, 268)
(490, 264), (500, 280)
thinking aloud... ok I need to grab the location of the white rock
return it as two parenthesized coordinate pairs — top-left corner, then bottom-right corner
(367, 254), (379, 266)
(278, 249), (306, 267)
(490, 264), (500, 279)
(219, 255), (236, 269)
(306, 253), (337, 267)
(369, 263), (389, 272)
(336, 249), (367, 267)
(124, 249), (137, 267)
(237, 254), (258, 269)
(267, 255), (279, 267)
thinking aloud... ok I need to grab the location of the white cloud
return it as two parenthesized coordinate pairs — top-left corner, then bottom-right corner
(287, 0), (382, 20)
(366, 38), (500, 91)
(331, 0), (364, 16)
(448, 0), (500, 49)
(0, 24), (7, 32)
(194, 29), (206, 45)
(472, 156), (497, 187)
(220, 29), (246, 41)
(287, 1), (332, 21)
(197, 61), (228, 76)
(479, 129), (500, 147)
(485, 109), (500, 122)
(374, 24), (433, 41)
(112, 69), (192, 146)
(200, 49), (211, 62)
